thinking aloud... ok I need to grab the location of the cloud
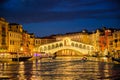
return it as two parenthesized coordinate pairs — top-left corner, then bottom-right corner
(0, 0), (120, 24)
(2, 8), (119, 24)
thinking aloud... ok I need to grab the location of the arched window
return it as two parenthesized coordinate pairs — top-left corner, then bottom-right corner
(44, 46), (47, 51)
(87, 46), (90, 50)
(71, 43), (74, 46)
(91, 47), (94, 50)
(75, 43), (78, 47)
(52, 45), (54, 49)
(56, 43), (58, 48)
(79, 44), (82, 48)
(59, 43), (63, 47)
(48, 45), (51, 50)
(83, 45), (86, 49)
(40, 47), (43, 52)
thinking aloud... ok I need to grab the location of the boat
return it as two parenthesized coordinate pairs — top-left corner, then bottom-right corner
(112, 57), (120, 63)
(12, 56), (32, 61)
(11, 53), (32, 61)
(80, 56), (87, 62)
(0, 52), (32, 62)
(50, 53), (57, 59)
(0, 76), (13, 79)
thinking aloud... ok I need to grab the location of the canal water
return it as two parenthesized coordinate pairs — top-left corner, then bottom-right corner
(0, 57), (120, 80)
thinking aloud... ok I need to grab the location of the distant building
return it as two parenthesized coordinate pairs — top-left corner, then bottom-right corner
(35, 37), (41, 47)
(54, 30), (92, 45)
(35, 36), (56, 46)
(90, 29), (100, 52)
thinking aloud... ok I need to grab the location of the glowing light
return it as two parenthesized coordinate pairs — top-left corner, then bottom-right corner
(20, 47), (23, 51)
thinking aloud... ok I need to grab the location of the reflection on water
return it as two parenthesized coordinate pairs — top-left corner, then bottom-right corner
(0, 57), (120, 80)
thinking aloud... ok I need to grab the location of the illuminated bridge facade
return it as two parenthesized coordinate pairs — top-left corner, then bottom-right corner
(34, 38), (95, 56)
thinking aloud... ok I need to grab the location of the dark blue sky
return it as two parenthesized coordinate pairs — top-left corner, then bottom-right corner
(0, 0), (120, 37)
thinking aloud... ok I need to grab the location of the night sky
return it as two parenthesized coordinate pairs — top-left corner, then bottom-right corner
(0, 0), (120, 37)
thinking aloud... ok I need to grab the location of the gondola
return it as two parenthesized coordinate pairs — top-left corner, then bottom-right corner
(112, 57), (120, 63)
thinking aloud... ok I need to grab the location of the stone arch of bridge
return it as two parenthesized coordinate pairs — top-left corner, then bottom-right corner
(39, 42), (93, 52)
(45, 46), (91, 56)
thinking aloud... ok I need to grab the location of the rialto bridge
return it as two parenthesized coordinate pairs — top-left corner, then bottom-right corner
(34, 38), (95, 56)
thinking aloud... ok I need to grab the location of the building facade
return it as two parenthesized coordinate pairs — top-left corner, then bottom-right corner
(54, 30), (92, 44)
(0, 18), (9, 52)
(113, 30), (120, 51)
(8, 23), (23, 53)
(29, 33), (35, 54)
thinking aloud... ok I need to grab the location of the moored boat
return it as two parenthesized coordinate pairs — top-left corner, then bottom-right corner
(80, 56), (87, 62)
(12, 56), (32, 61)
(112, 57), (120, 63)
(0, 52), (32, 62)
